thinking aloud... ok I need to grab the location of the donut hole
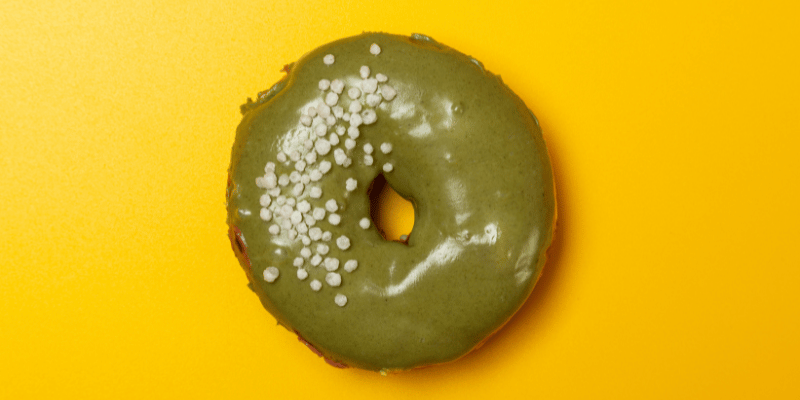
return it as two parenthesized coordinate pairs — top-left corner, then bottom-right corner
(368, 174), (414, 244)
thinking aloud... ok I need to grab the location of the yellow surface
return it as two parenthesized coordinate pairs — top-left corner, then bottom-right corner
(2, 0), (799, 398)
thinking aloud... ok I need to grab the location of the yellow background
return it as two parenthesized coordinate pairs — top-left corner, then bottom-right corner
(2, 0), (799, 398)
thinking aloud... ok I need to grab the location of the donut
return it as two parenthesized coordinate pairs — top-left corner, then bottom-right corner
(226, 32), (556, 372)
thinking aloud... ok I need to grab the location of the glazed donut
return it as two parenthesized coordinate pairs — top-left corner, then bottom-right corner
(226, 32), (556, 372)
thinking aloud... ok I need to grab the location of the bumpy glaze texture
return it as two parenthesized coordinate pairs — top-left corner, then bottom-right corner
(227, 33), (556, 372)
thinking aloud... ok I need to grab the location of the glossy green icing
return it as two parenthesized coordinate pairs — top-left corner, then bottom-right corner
(227, 33), (555, 371)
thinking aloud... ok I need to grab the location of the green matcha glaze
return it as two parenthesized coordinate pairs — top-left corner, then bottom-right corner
(227, 33), (556, 371)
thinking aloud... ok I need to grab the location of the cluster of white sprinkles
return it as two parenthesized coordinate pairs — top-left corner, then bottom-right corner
(254, 43), (398, 307)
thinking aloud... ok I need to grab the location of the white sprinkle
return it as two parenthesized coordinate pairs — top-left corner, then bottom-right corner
(259, 194), (272, 207)
(309, 186), (322, 198)
(344, 260), (358, 272)
(336, 235), (351, 250)
(376, 73), (388, 82)
(325, 199), (338, 212)
(293, 257), (304, 267)
(310, 254), (322, 267)
(296, 222), (308, 234)
(330, 79), (345, 94)
(360, 65), (370, 78)
(280, 204), (293, 217)
(263, 266), (279, 282)
(344, 138), (356, 150)
(342, 157), (352, 168)
(269, 224), (280, 235)
(350, 112), (363, 127)
(359, 218), (370, 229)
(277, 152), (287, 162)
(301, 247), (312, 259)
(268, 187), (281, 197)
(324, 257), (340, 272)
(364, 155), (373, 166)
(294, 160), (306, 172)
(317, 244), (330, 255)
(336, 126), (346, 136)
(303, 139), (314, 150)
(288, 228), (298, 240)
(317, 103), (331, 118)
(310, 279), (322, 291)
(370, 43), (381, 55)
(281, 219), (292, 230)
(257, 177), (271, 189)
(366, 93), (381, 108)
(297, 200), (311, 213)
(361, 109), (377, 125)
(310, 169), (322, 181)
(325, 115), (336, 126)
(347, 126), (360, 139)
(328, 213), (341, 226)
(289, 150), (300, 162)
(290, 171), (301, 183)
(304, 214), (317, 227)
(380, 142), (393, 154)
(335, 293), (347, 306)
(383, 163), (394, 172)
(325, 92), (339, 106)
(361, 78), (378, 94)
(323, 54), (335, 65)
(309, 227), (323, 241)
(334, 148), (347, 165)
(363, 143), (373, 154)
(256, 177), (267, 189)
(312, 207), (326, 221)
(297, 269), (308, 280)
(342, 113), (350, 122)
(264, 164), (277, 176)
(292, 182), (305, 196)
(326, 272), (342, 287)
(346, 178), (357, 192)
(260, 208), (272, 221)
(381, 85), (397, 101)
(318, 79), (330, 90)
(300, 115), (312, 126)
(291, 210), (303, 225)
(349, 101), (362, 113)
(278, 174), (289, 186)
(256, 176), (267, 189)
(328, 133), (340, 146)
(301, 235), (311, 245)
(322, 231), (333, 241)
(304, 151), (317, 165)
(348, 87), (361, 100)
(287, 197), (296, 207)
(319, 161), (332, 174)
(276, 195), (286, 206)
(333, 106), (344, 118)
(314, 138), (331, 155)
(307, 106), (318, 118)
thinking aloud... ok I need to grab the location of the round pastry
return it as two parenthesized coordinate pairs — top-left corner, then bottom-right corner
(226, 32), (556, 372)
